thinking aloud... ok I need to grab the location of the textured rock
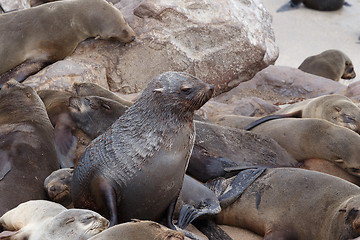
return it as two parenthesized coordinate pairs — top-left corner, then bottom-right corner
(215, 65), (347, 106)
(0, 0), (30, 11)
(24, 0), (278, 95)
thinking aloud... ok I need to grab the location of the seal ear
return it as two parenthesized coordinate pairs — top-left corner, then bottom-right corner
(153, 88), (164, 93)
(335, 106), (342, 112)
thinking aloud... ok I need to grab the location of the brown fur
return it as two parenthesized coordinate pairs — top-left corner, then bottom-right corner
(298, 50), (356, 81)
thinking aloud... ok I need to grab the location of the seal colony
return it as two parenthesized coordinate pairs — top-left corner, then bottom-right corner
(0, 0), (136, 86)
(71, 72), (214, 226)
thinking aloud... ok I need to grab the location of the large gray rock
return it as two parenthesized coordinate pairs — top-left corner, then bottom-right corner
(24, 0), (278, 95)
(0, 0), (30, 11)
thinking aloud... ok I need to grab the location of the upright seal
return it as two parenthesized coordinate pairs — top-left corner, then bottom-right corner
(71, 72), (214, 226)
(0, 0), (136, 86)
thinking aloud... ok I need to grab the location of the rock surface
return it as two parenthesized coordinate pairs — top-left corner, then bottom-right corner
(24, 0), (278, 95)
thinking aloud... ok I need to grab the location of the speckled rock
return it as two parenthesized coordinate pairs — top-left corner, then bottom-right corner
(24, 0), (278, 95)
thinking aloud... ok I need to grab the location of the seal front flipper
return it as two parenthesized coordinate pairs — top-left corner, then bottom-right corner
(276, 0), (301, 12)
(54, 113), (77, 168)
(245, 110), (302, 131)
(0, 150), (12, 180)
(91, 177), (118, 227)
(0, 60), (49, 88)
(207, 168), (266, 209)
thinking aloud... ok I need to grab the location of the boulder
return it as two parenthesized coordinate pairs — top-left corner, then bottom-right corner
(24, 0), (278, 95)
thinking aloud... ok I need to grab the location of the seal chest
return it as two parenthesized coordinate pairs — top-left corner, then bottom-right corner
(72, 72), (214, 225)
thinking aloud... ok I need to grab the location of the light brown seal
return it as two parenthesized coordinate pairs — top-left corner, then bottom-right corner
(0, 200), (109, 240)
(215, 168), (360, 240)
(88, 219), (184, 240)
(298, 49), (356, 81)
(211, 115), (360, 177)
(0, 0), (136, 86)
(275, 94), (360, 133)
(0, 79), (59, 216)
(71, 72), (214, 227)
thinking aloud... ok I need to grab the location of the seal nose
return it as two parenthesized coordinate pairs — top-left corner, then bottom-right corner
(209, 85), (214, 92)
(131, 36), (136, 41)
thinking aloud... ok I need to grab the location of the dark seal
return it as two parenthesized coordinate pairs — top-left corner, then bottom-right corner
(71, 72), (214, 226)
(0, 79), (59, 216)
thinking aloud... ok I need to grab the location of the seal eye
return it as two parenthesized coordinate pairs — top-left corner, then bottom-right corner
(66, 217), (75, 224)
(81, 215), (95, 223)
(181, 87), (192, 94)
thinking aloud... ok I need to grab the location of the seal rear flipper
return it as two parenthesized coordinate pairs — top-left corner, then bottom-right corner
(0, 60), (50, 88)
(0, 150), (12, 180)
(91, 177), (118, 227)
(55, 128), (76, 168)
(177, 204), (220, 230)
(193, 219), (233, 240)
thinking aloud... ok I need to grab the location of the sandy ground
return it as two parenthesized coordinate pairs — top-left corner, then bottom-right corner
(263, 0), (360, 85)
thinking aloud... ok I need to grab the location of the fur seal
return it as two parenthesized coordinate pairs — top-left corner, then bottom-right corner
(69, 95), (128, 139)
(44, 168), (74, 208)
(0, 80), (59, 216)
(72, 82), (134, 107)
(0, 0), (136, 86)
(38, 89), (77, 167)
(71, 72), (214, 226)
(275, 94), (360, 133)
(298, 50), (356, 81)
(88, 219), (184, 240)
(0, 200), (109, 240)
(278, 0), (346, 11)
(211, 115), (360, 177)
(215, 168), (360, 239)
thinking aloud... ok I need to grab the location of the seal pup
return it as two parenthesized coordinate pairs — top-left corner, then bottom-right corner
(72, 82), (134, 107)
(88, 219), (184, 240)
(44, 168), (74, 208)
(214, 168), (360, 240)
(0, 0), (136, 86)
(0, 79), (59, 216)
(69, 95), (128, 139)
(0, 200), (109, 240)
(298, 50), (356, 81)
(71, 72), (214, 227)
(275, 94), (360, 133)
(38, 89), (77, 167)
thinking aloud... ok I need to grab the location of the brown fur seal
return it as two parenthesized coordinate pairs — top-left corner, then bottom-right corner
(71, 72), (214, 227)
(38, 89), (77, 167)
(0, 80), (59, 216)
(275, 94), (360, 133)
(298, 50), (356, 81)
(215, 168), (360, 239)
(44, 168), (74, 208)
(211, 115), (360, 177)
(0, 0), (136, 86)
(73, 82), (134, 107)
(0, 200), (109, 240)
(88, 219), (184, 240)
(69, 95), (128, 139)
